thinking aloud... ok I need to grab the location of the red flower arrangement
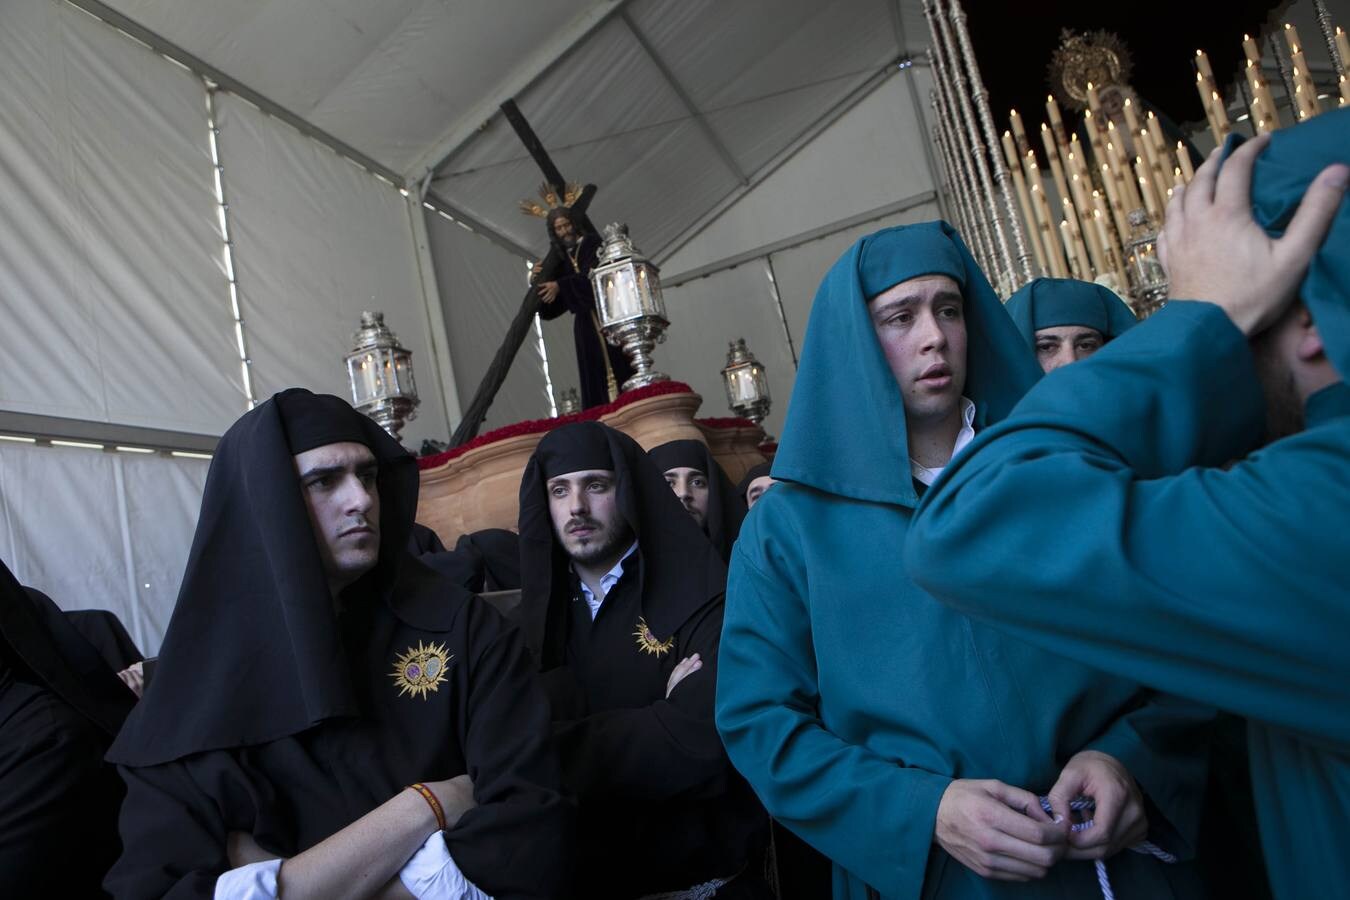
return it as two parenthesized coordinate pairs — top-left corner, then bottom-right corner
(419, 381), (712, 470)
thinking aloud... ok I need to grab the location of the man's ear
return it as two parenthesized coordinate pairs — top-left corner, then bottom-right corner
(1295, 305), (1325, 363)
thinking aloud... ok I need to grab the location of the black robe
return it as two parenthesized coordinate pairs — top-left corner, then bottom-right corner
(647, 440), (746, 562)
(537, 234), (634, 409)
(105, 567), (568, 900)
(106, 389), (570, 899)
(518, 423), (766, 899)
(0, 568), (137, 897)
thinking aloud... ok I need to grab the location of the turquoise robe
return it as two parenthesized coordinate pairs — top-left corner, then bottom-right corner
(907, 302), (1350, 899)
(908, 110), (1350, 900)
(716, 222), (1207, 899)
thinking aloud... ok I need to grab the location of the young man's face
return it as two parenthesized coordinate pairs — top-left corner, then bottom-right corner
(743, 475), (776, 509)
(1034, 325), (1106, 372)
(868, 274), (968, 426)
(546, 469), (633, 565)
(294, 441), (381, 592)
(662, 466), (710, 529)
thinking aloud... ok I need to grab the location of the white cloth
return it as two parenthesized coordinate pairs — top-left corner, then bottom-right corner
(575, 540), (639, 619)
(211, 832), (492, 900)
(214, 859), (280, 900)
(909, 396), (976, 486)
(399, 830), (493, 900)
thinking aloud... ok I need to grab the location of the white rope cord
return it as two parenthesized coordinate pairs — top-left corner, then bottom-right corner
(1039, 796), (1178, 900)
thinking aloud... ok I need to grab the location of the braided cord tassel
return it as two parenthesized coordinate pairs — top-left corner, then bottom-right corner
(1038, 796), (1176, 900)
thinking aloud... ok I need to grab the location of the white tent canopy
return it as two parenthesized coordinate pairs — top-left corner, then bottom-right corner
(1, 0), (944, 650)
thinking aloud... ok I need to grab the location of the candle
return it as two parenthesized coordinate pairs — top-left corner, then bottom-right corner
(1106, 128), (1143, 212)
(1136, 158), (1159, 219)
(1195, 49), (1215, 83)
(1059, 220), (1084, 280)
(1176, 142), (1195, 182)
(1069, 172), (1106, 276)
(1284, 24), (1322, 119)
(1082, 109), (1108, 170)
(1040, 123), (1074, 220)
(1002, 130), (1048, 274)
(1093, 208), (1127, 288)
(1045, 94), (1070, 148)
(1139, 130), (1171, 211)
(1099, 161), (1130, 244)
(1010, 108), (1031, 157)
(1243, 35), (1280, 131)
(1210, 89), (1232, 139)
(1122, 97), (1143, 143)
(1086, 81), (1101, 116)
(1029, 167), (1068, 278)
(1337, 27), (1350, 75)
(1062, 205), (1091, 280)
(1034, 188), (1069, 278)
(1195, 71), (1223, 141)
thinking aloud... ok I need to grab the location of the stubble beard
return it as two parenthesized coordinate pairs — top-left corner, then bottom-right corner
(559, 517), (631, 567)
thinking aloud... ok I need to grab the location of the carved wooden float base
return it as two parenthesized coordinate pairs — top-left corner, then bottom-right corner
(417, 388), (767, 543)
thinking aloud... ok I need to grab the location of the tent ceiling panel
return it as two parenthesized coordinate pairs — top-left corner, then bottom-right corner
(436, 116), (742, 265)
(100, 0), (604, 171)
(626, 0), (896, 112)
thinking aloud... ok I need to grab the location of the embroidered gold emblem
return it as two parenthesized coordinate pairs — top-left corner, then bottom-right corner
(390, 640), (452, 700)
(633, 617), (675, 657)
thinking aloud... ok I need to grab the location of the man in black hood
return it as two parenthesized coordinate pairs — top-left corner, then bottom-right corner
(647, 439), (745, 562)
(1, 562), (138, 896)
(105, 389), (569, 900)
(517, 421), (766, 899)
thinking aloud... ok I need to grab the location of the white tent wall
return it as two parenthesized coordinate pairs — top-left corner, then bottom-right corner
(649, 64), (941, 441)
(0, 0), (242, 433)
(0, 440), (210, 655)
(214, 93), (452, 450)
(424, 209), (557, 431)
(659, 65), (940, 275)
(658, 263), (797, 438)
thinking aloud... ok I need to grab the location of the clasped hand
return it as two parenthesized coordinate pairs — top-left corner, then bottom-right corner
(934, 751), (1145, 882)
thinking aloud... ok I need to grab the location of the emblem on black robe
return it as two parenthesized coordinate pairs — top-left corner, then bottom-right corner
(633, 617), (674, 657)
(390, 640), (452, 699)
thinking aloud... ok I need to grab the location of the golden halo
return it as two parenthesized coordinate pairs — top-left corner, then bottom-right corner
(1048, 29), (1134, 111)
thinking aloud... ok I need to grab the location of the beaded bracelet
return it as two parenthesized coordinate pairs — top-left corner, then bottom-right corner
(408, 782), (447, 831)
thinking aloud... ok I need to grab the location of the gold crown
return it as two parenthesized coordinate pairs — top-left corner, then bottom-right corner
(1048, 29), (1134, 111)
(519, 181), (585, 218)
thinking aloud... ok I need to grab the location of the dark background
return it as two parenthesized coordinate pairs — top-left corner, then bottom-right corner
(963, 1), (1292, 129)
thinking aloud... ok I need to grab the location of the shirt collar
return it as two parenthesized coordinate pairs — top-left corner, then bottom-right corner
(574, 540), (639, 607)
(910, 397), (976, 486)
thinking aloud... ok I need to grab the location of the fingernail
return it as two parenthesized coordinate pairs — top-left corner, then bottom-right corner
(1054, 814), (1064, 825)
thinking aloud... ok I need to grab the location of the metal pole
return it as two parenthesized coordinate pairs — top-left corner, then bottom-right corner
(927, 0), (1017, 288)
(931, 84), (990, 273)
(924, 35), (997, 273)
(947, 0), (1032, 286)
(1313, 0), (1344, 72)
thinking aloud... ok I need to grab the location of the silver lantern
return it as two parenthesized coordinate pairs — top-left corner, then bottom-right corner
(721, 338), (772, 435)
(345, 311), (419, 442)
(1123, 209), (1168, 317)
(590, 223), (670, 392)
(556, 387), (581, 416)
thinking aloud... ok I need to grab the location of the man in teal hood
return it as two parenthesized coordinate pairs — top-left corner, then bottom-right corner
(715, 221), (1208, 898)
(1004, 278), (1138, 371)
(907, 112), (1349, 899)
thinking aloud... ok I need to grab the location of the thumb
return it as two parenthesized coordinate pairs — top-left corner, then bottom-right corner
(1046, 768), (1085, 828)
(1279, 163), (1349, 267)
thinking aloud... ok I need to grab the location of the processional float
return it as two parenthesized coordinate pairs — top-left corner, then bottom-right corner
(924, 0), (1350, 317)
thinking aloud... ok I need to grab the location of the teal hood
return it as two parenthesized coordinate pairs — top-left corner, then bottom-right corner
(1223, 108), (1350, 376)
(772, 220), (1042, 507)
(1004, 277), (1138, 348)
